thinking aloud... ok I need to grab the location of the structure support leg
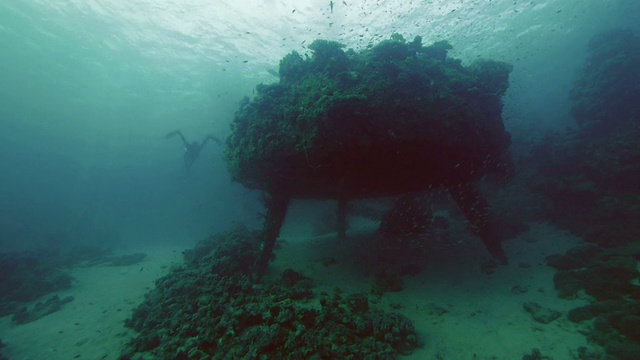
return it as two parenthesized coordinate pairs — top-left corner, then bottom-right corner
(449, 183), (508, 264)
(337, 199), (348, 240)
(256, 194), (290, 276)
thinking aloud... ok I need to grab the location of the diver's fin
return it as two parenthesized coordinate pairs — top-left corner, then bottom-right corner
(163, 129), (179, 139)
(164, 130), (188, 146)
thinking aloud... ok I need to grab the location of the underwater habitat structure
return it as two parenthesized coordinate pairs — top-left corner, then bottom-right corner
(1, 1), (639, 356)
(225, 35), (515, 272)
(117, 28), (640, 360)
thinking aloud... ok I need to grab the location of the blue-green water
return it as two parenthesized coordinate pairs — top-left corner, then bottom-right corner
(1, 0), (636, 250)
(1, 1), (639, 359)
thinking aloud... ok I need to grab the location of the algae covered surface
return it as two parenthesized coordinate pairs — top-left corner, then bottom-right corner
(225, 35), (513, 198)
(120, 225), (422, 359)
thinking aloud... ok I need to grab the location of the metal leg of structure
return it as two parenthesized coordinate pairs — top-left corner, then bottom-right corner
(449, 183), (508, 264)
(256, 194), (290, 276)
(337, 198), (348, 240)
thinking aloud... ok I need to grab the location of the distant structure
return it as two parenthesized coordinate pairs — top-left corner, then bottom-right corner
(224, 35), (514, 274)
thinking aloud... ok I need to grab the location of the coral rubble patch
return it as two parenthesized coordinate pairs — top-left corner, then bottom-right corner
(120, 226), (422, 359)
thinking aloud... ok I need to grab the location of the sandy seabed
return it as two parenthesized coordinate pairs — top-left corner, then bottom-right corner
(0, 247), (183, 360)
(0, 219), (596, 360)
(272, 213), (595, 359)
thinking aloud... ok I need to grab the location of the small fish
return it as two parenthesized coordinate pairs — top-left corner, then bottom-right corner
(330, 1), (334, 13)
(139, 267), (144, 272)
(292, 8), (296, 13)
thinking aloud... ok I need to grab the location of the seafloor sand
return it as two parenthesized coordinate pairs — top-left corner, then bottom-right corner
(1, 215), (599, 359)
(274, 207), (597, 359)
(0, 247), (183, 360)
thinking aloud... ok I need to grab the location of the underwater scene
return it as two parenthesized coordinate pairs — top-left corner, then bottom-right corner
(1, 0), (639, 359)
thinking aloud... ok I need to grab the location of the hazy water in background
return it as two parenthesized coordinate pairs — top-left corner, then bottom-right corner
(0, 0), (638, 252)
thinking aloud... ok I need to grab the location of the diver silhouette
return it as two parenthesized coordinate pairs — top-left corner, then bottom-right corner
(164, 130), (222, 169)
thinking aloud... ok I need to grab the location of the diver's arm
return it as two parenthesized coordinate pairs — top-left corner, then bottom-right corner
(164, 130), (189, 147)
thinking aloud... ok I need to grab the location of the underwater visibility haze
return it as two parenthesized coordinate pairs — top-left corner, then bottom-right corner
(0, 0), (639, 359)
